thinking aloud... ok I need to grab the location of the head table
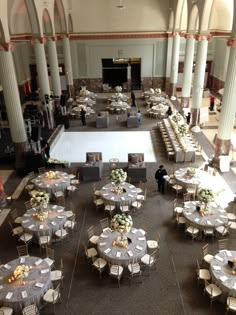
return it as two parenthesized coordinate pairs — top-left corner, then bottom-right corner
(100, 182), (138, 205)
(182, 201), (228, 232)
(32, 171), (71, 194)
(97, 227), (147, 266)
(21, 204), (67, 239)
(210, 250), (236, 302)
(0, 256), (51, 314)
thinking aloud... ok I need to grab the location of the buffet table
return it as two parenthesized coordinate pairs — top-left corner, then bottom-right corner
(32, 171), (71, 194)
(210, 250), (236, 302)
(97, 228), (147, 266)
(0, 256), (51, 313)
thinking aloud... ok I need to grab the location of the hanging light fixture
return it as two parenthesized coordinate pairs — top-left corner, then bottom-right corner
(116, 0), (126, 10)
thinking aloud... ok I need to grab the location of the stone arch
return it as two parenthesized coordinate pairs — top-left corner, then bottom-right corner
(188, 4), (199, 33)
(0, 19), (5, 42)
(168, 9), (174, 30)
(24, 0), (42, 36)
(174, 0), (185, 30)
(42, 8), (53, 36)
(8, 0), (31, 35)
(68, 13), (73, 33)
(54, 0), (67, 34)
(199, 0), (214, 33)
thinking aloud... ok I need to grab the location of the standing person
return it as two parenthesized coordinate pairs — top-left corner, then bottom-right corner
(80, 108), (86, 126)
(136, 110), (142, 124)
(166, 106), (173, 117)
(155, 165), (167, 194)
(209, 95), (215, 111)
(39, 137), (50, 159)
(186, 112), (191, 125)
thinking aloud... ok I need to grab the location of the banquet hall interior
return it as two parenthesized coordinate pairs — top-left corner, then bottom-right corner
(0, 1), (236, 314)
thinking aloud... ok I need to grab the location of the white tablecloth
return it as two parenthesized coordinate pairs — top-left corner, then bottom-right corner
(100, 182), (137, 204)
(21, 204), (67, 239)
(32, 171), (70, 194)
(97, 228), (147, 266)
(0, 256), (51, 313)
(210, 250), (236, 302)
(174, 168), (210, 188)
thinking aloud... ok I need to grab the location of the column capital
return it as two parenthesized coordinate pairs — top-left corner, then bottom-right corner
(184, 33), (194, 39)
(31, 37), (48, 45)
(227, 38), (236, 48)
(50, 36), (58, 42)
(194, 34), (212, 42)
(0, 42), (14, 52)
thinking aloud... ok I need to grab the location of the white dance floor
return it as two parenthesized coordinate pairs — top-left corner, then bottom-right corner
(51, 131), (157, 163)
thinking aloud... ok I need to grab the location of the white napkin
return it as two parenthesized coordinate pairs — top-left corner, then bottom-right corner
(52, 205), (57, 209)
(102, 193), (108, 196)
(233, 283), (236, 290)
(57, 216), (64, 219)
(24, 213), (31, 217)
(128, 194), (133, 197)
(194, 218), (200, 222)
(116, 252), (121, 258)
(129, 185), (133, 188)
(185, 212), (191, 215)
(4, 264), (11, 270)
(215, 255), (224, 262)
(41, 268), (50, 274)
(213, 265), (221, 271)
(216, 219), (223, 224)
(121, 197), (125, 201)
(57, 209), (63, 213)
(39, 225), (44, 230)
(102, 187), (108, 190)
(220, 215), (228, 219)
(104, 248), (111, 254)
(28, 224), (35, 229)
(21, 290), (28, 298)
(6, 292), (13, 299)
(20, 257), (25, 264)
(138, 237), (145, 241)
(226, 250), (232, 257)
(131, 228), (137, 234)
(99, 242), (106, 246)
(51, 221), (56, 226)
(38, 183), (43, 186)
(128, 250), (133, 257)
(22, 219), (30, 224)
(35, 259), (43, 266)
(101, 234), (108, 238)
(131, 190), (136, 193)
(35, 282), (44, 288)
(207, 220), (212, 225)
(220, 275), (228, 282)
(110, 197), (115, 200)
(136, 245), (143, 251)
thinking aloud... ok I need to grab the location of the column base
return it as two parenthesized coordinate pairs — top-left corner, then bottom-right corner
(214, 138), (231, 163)
(169, 83), (176, 97)
(181, 97), (190, 108)
(190, 108), (200, 127)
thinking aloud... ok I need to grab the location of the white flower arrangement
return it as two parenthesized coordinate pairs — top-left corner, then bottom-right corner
(186, 167), (196, 178)
(47, 157), (68, 164)
(155, 88), (161, 94)
(111, 214), (133, 234)
(45, 171), (58, 180)
(8, 265), (32, 283)
(80, 86), (90, 96)
(171, 113), (185, 124)
(30, 190), (49, 208)
(198, 188), (215, 204)
(115, 86), (122, 93)
(110, 168), (127, 184)
(178, 123), (189, 136)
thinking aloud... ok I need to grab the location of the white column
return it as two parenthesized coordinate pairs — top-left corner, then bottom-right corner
(62, 36), (73, 86)
(170, 33), (180, 94)
(182, 35), (195, 98)
(33, 39), (51, 99)
(0, 47), (26, 143)
(48, 38), (61, 97)
(191, 37), (208, 110)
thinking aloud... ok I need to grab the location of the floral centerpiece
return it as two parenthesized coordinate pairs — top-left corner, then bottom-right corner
(32, 208), (49, 221)
(115, 86), (122, 93)
(178, 123), (189, 136)
(111, 214), (133, 248)
(45, 171), (58, 180)
(30, 190), (49, 209)
(185, 167), (196, 178)
(8, 265), (32, 284)
(197, 188), (215, 215)
(171, 112), (185, 124)
(47, 157), (68, 165)
(80, 86), (90, 96)
(110, 169), (127, 185)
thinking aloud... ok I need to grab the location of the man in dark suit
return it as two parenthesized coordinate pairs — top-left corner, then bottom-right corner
(155, 165), (167, 194)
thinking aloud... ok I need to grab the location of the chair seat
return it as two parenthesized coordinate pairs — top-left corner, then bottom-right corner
(0, 306), (13, 315)
(39, 235), (51, 245)
(69, 174), (76, 179)
(227, 213), (236, 220)
(198, 269), (211, 280)
(229, 221), (236, 229)
(139, 229), (146, 236)
(65, 211), (73, 218)
(14, 216), (23, 224)
(13, 226), (24, 236)
(204, 228), (214, 235)
(110, 265), (123, 276)
(103, 227), (112, 233)
(227, 297), (236, 311)
(172, 184), (183, 191)
(132, 201), (142, 209)
(94, 190), (101, 196)
(71, 179), (79, 185)
(93, 257), (107, 269)
(67, 185), (77, 192)
(141, 254), (153, 266)
(205, 283), (222, 297)
(137, 194), (145, 201)
(186, 226), (199, 235)
(204, 254), (214, 264)
(89, 235), (99, 244)
(55, 191), (64, 198)
(136, 188), (143, 194)
(105, 205), (115, 211)
(20, 233), (33, 242)
(128, 263), (141, 274)
(86, 247), (98, 258)
(174, 207), (183, 214)
(94, 199), (104, 206)
(44, 257), (54, 267)
(64, 220), (76, 229)
(177, 217), (187, 224)
(43, 288), (60, 303)
(55, 229), (68, 239)
(147, 240), (159, 249)
(120, 205), (129, 213)
(51, 270), (63, 281)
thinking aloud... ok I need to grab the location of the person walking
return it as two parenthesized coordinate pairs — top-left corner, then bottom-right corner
(209, 95), (215, 111)
(80, 108), (86, 125)
(136, 110), (142, 124)
(155, 165), (167, 194)
(39, 137), (50, 159)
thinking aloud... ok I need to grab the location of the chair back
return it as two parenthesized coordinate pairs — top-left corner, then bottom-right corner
(53, 282), (61, 303)
(38, 167), (46, 174)
(87, 226), (95, 239)
(17, 244), (28, 257)
(11, 208), (19, 220)
(46, 246), (54, 259)
(100, 217), (109, 230)
(202, 243), (209, 257)
(196, 259), (200, 273)
(28, 171), (35, 180)
(218, 238), (228, 251)
(24, 201), (32, 210)
(22, 304), (39, 315)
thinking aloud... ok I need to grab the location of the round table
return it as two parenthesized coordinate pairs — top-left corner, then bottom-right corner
(97, 227), (147, 266)
(100, 182), (137, 204)
(210, 250), (236, 302)
(174, 168), (209, 188)
(32, 171), (71, 194)
(0, 256), (51, 313)
(182, 201), (228, 232)
(21, 204), (67, 239)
